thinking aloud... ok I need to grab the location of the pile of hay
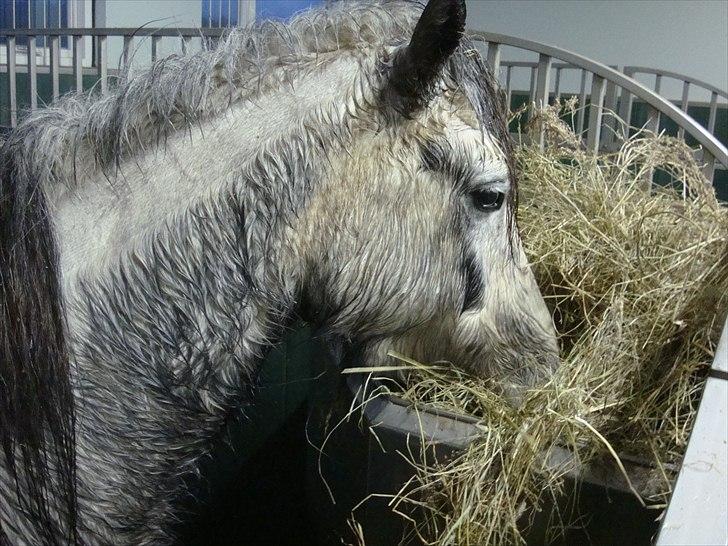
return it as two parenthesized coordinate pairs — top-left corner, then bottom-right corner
(372, 102), (728, 545)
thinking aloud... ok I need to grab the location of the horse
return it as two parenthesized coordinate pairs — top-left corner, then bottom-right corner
(0, 0), (559, 543)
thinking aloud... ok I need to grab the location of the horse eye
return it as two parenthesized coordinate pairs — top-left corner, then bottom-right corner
(470, 189), (505, 212)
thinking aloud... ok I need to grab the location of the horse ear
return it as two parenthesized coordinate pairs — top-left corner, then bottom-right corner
(387, 0), (466, 113)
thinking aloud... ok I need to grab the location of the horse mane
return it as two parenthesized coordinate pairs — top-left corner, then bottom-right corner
(0, 143), (77, 543)
(6, 2), (421, 190)
(0, 1), (512, 542)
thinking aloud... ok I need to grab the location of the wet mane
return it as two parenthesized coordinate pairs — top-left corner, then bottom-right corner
(5, 0), (510, 194)
(6, 2), (420, 190)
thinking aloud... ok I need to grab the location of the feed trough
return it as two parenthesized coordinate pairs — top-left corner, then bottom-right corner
(304, 346), (663, 546)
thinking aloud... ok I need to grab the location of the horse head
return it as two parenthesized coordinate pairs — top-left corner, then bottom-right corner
(294, 0), (559, 400)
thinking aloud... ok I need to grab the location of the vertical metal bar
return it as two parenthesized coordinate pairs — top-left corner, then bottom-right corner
(603, 81), (617, 114)
(123, 35), (132, 70)
(41, 0), (48, 65)
(707, 91), (718, 135)
(535, 54), (552, 108)
(7, 37), (17, 127)
(602, 79), (618, 147)
(98, 34), (108, 95)
(620, 66), (636, 132)
(654, 74), (662, 94)
(643, 105), (660, 190)
(73, 34), (83, 95)
(486, 42), (501, 75)
(586, 75), (606, 153)
(528, 66), (536, 105)
(576, 69), (587, 134)
(678, 81), (690, 139)
(50, 35), (60, 101)
(240, 0), (256, 26)
(534, 54), (552, 150)
(617, 87), (633, 136)
(151, 35), (161, 63)
(679, 81), (690, 112)
(27, 35), (38, 110)
(505, 66), (512, 113)
(553, 67), (562, 101)
(701, 150), (715, 185)
(645, 104), (661, 134)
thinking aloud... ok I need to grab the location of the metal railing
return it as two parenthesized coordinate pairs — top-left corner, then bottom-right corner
(473, 31), (728, 184)
(623, 66), (727, 141)
(500, 59), (635, 148)
(1, 26), (726, 185)
(1, 27), (227, 126)
(497, 60), (727, 144)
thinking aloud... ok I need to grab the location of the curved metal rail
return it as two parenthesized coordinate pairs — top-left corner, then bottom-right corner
(624, 66), (727, 140)
(624, 66), (728, 100)
(499, 61), (727, 145)
(470, 31), (728, 183)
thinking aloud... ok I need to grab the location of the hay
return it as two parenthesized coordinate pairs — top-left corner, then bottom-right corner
(362, 101), (728, 545)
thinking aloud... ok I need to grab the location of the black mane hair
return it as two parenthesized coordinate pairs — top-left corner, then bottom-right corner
(0, 137), (77, 544)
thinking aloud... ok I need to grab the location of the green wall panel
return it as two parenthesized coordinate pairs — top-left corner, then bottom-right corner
(0, 72), (102, 126)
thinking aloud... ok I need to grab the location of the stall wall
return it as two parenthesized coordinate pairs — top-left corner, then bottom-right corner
(466, 0), (728, 100)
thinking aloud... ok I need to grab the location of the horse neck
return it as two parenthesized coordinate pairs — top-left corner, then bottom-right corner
(59, 92), (346, 544)
(65, 187), (291, 542)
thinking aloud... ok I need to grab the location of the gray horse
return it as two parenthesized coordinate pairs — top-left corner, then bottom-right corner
(0, 0), (557, 543)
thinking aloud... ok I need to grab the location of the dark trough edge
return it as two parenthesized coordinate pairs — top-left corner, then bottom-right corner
(344, 374), (662, 498)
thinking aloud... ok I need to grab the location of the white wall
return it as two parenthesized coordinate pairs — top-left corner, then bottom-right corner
(104, 0), (201, 27)
(466, 0), (728, 101)
(102, 0), (203, 69)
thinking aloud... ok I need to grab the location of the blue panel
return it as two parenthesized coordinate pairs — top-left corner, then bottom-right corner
(0, 1), (14, 29)
(32, 0), (46, 47)
(60, 0), (68, 27)
(60, 0), (68, 47)
(209, 0), (221, 27)
(230, 0), (239, 26)
(0, 1), (12, 43)
(30, 0), (42, 47)
(47, 0), (60, 27)
(15, 0), (28, 45)
(256, 0), (324, 21)
(202, 0), (210, 27)
(0, 5), (9, 28)
(220, 0), (230, 27)
(30, 0), (44, 28)
(15, 0), (29, 28)
(45, 0), (60, 49)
